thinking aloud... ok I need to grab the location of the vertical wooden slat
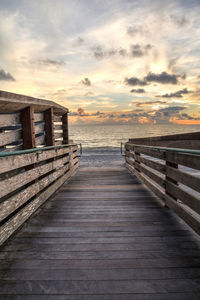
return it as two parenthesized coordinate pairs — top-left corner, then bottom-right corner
(62, 113), (69, 144)
(44, 108), (54, 146)
(21, 106), (35, 149)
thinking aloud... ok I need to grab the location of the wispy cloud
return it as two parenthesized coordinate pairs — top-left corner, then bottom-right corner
(130, 88), (146, 93)
(124, 77), (147, 86)
(170, 15), (189, 28)
(34, 58), (66, 67)
(81, 78), (91, 86)
(157, 88), (190, 98)
(135, 101), (167, 107)
(0, 69), (15, 81)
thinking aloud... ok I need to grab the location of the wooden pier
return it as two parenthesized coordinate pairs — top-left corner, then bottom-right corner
(0, 91), (200, 299)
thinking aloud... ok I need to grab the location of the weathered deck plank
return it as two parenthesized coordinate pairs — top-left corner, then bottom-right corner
(0, 166), (200, 299)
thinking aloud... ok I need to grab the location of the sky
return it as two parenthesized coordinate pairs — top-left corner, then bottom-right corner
(0, 0), (200, 125)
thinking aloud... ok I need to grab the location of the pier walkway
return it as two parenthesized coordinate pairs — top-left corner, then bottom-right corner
(1, 164), (200, 299)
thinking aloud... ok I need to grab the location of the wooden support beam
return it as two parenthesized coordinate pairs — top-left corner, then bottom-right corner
(134, 151), (141, 173)
(165, 161), (178, 200)
(21, 106), (35, 149)
(44, 108), (55, 146)
(62, 113), (69, 144)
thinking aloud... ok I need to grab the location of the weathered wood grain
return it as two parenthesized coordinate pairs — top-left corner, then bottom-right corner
(166, 151), (200, 170)
(126, 158), (165, 188)
(166, 181), (200, 214)
(35, 134), (45, 146)
(0, 162), (78, 246)
(62, 113), (69, 144)
(0, 129), (22, 147)
(166, 165), (200, 193)
(0, 152), (77, 199)
(0, 113), (20, 127)
(55, 132), (63, 139)
(34, 123), (45, 135)
(34, 113), (44, 122)
(53, 115), (62, 122)
(21, 106), (35, 149)
(125, 142), (200, 236)
(129, 131), (200, 149)
(54, 125), (63, 131)
(126, 144), (165, 160)
(44, 108), (54, 146)
(0, 90), (68, 114)
(0, 146), (72, 174)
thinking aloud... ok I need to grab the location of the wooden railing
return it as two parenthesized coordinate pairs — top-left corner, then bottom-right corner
(0, 90), (69, 152)
(0, 144), (79, 246)
(128, 131), (200, 149)
(125, 143), (200, 235)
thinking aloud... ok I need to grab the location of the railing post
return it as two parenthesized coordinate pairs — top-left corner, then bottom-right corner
(44, 108), (55, 146)
(21, 106), (35, 149)
(134, 148), (141, 172)
(62, 113), (69, 144)
(165, 151), (178, 200)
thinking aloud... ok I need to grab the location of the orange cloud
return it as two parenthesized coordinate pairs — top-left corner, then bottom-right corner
(138, 117), (155, 124)
(170, 118), (200, 125)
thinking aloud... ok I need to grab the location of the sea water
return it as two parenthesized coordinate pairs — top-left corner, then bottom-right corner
(69, 124), (200, 149)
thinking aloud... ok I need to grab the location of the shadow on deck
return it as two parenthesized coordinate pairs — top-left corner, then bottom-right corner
(0, 163), (200, 299)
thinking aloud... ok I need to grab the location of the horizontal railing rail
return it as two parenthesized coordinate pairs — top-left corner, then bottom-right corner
(125, 142), (200, 235)
(0, 143), (79, 246)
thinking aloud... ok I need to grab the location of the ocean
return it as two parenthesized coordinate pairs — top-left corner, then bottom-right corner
(69, 124), (200, 149)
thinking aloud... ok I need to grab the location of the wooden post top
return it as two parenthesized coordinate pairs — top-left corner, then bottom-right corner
(0, 90), (68, 115)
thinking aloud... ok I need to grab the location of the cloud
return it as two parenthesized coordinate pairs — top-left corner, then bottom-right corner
(130, 88), (145, 93)
(144, 72), (178, 84)
(130, 44), (152, 58)
(127, 25), (144, 36)
(124, 77), (147, 86)
(92, 44), (152, 60)
(158, 88), (190, 98)
(180, 113), (196, 120)
(93, 46), (106, 59)
(70, 108), (105, 117)
(119, 49), (127, 56)
(170, 15), (189, 27)
(85, 91), (94, 96)
(125, 71), (181, 87)
(81, 78), (91, 86)
(0, 69), (15, 81)
(70, 107), (89, 116)
(158, 106), (186, 115)
(92, 46), (119, 60)
(135, 101), (167, 107)
(34, 58), (66, 66)
(72, 37), (84, 47)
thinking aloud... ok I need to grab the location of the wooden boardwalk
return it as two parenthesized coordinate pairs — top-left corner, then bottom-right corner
(0, 165), (200, 299)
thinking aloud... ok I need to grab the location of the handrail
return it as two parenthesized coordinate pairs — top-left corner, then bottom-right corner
(126, 143), (200, 155)
(0, 143), (79, 246)
(0, 143), (77, 157)
(125, 141), (200, 236)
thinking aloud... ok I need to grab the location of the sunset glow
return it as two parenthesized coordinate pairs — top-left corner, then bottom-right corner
(0, 0), (200, 126)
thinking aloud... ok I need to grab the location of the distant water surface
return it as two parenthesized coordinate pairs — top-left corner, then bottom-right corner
(69, 124), (200, 149)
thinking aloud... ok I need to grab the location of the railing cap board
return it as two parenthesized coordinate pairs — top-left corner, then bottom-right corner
(0, 90), (68, 114)
(128, 131), (200, 149)
(125, 142), (200, 156)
